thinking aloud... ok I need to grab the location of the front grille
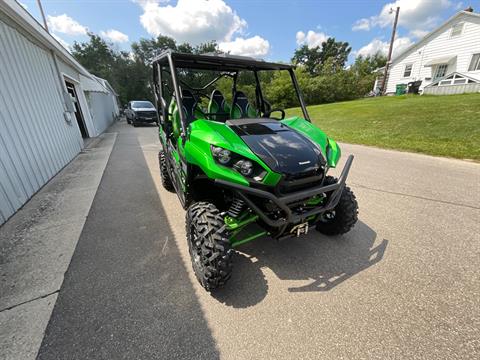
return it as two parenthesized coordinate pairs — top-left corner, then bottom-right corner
(283, 168), (322, 181)
(278, 174), (323, 194)
(137, 111), (157, 118)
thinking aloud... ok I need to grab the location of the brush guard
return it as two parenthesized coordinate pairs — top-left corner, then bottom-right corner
(215, 155), (354, 237)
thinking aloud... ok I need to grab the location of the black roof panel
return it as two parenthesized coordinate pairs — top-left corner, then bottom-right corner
(152, 50), (293, 71)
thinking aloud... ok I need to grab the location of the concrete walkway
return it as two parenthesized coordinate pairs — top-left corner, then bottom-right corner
(36, 122), (218, 360)
(0, 133), (116, 360)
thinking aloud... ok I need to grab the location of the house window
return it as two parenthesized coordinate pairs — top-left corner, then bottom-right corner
(468, 54), (480, 71)
(434, 64), (448, 79)
(435, 73), (475, 86)
(450, 22), (464, 37)
(403, 64), (413, 77)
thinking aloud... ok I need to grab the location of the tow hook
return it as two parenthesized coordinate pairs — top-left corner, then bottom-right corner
(290, 222), (309, 237)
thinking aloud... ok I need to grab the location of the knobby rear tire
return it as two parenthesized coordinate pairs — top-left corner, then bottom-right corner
(159, 151), (175, 192)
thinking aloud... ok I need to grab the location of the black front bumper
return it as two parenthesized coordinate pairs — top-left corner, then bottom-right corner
(134, 117), (157, 123)
(215, 155), (354, 230)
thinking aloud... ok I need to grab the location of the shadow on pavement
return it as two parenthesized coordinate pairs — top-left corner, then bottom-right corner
(211, 253), (269, 308)
(37, 126), (220, 359)
(213, 221), (388, 308)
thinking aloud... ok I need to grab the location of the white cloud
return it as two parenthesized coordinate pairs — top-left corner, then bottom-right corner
(352, 18), (371, 31)
(296, 30), (329, 48)
(51, 33), (70, 51)
(352, 0), (453, 34)
(47, 14), (87, 35)
(355, 36), (414, 58)
(19, 2), (28, 9)
(134, 0), (247, 44)
(100, 29), (129, 43)
(134, 0), (170, 6)
(409, 29), (429, 38)
(218, 36), (270, 58)
(127, 51), (136, 61)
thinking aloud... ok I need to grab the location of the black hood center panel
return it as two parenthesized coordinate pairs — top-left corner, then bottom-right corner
(227, 119), (325, 176)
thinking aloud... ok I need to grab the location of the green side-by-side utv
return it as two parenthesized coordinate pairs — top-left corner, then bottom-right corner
(152, 51), (358, 291)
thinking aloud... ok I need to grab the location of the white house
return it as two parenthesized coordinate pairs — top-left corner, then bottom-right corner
(0, 0), (119, 225)
(380, 10), (480, 95)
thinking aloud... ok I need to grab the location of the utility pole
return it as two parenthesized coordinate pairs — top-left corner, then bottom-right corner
(381, 6), (400, 95)
(36, 0), (49, 32)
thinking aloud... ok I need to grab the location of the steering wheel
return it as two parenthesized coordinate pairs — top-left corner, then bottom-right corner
(262, 99), (285, 120)
(264, 108), (285, 120)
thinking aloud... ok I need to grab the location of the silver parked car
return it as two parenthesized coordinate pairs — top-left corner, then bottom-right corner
(125, 100), (158, 127)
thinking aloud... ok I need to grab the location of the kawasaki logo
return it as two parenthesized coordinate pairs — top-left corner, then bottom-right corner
(299, 161), (311, 165)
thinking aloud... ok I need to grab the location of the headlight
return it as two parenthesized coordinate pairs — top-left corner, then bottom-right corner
(211, 146), (265, 180)
(211, 146), (231, 164)
(234, 160), (253, 176)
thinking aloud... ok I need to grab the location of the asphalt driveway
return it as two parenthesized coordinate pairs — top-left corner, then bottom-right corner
(37, 121), (480, 359)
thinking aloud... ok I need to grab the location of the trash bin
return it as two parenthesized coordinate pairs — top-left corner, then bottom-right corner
(396, 84), (407, 95)
(407, 81), (422, 94)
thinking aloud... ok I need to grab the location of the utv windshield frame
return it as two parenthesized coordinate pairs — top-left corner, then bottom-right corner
(151, 50), (311, 139)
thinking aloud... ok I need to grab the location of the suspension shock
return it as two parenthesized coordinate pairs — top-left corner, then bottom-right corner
(227, 197), (245, 218)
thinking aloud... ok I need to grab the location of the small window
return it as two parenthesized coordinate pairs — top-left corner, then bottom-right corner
(468, 54), (480, 71)
(450, 22), (464, 37)
(403, 64), (413, 77)
(434, 73), (475, 86)
(434, 64), (448, 79)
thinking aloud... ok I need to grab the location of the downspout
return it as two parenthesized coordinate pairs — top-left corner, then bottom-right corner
(417, 43), (428, 93)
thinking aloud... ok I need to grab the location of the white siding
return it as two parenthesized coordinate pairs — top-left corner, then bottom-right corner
(58, 59), (80, 82)
(85, 91), (117, 134)
(387, 13), (480, 94)
(59, 62), (100, 137)
(0, 19), (82, 224)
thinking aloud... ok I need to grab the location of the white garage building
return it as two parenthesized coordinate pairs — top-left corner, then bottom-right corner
(0, 0), (119, 225)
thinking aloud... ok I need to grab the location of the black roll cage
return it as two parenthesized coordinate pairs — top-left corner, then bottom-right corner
(152, 50), (311, 140)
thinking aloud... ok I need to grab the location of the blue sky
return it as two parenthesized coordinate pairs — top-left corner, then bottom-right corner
(19, 0), (480, 62)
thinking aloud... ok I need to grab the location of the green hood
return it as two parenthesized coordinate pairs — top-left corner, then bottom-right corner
(181, 116), (341, 187)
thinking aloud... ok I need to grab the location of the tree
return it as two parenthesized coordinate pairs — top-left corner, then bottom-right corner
(351, 53), (387, 76)
(131, 35), (177, 65)
(72, 32), (377, 109)
(292, 45), (323, 75)
(71, 33), (117, 81)
(318, 38), (351, 72)
(350, 53), (387, 97)
(72, 34), (141, 104)
(292, 37), (352, 75)
(194, 41), (221, 54)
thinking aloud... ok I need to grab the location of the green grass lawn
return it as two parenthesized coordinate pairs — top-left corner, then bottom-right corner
(286, 94), (480, 160)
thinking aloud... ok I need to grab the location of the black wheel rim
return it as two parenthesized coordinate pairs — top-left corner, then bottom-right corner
(188, 223), (206, 277)
(319, 210), (336, 223)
